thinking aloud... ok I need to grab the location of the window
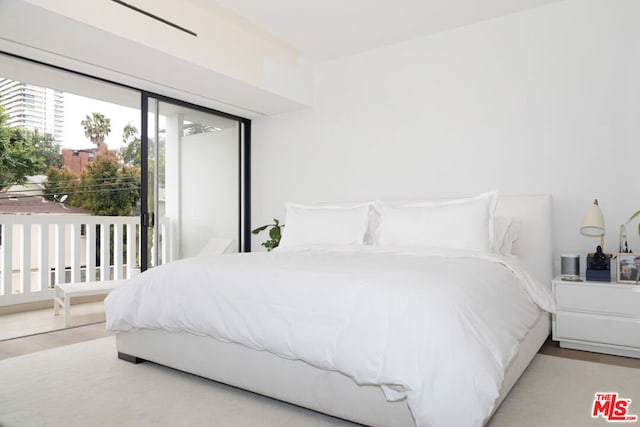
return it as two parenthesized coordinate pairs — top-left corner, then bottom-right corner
(0, 52), (251, 272)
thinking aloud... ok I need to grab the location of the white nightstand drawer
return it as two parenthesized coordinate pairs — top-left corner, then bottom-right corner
(555, 312), (640, 349)
(555, 283), (640, 316)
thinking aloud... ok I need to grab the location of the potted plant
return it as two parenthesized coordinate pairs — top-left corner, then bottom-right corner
(252, 219), (284, 251)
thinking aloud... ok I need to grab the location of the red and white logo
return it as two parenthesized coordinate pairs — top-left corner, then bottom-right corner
(592, 392), (638, 422)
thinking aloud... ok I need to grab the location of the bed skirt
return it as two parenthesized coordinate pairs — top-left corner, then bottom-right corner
(115, 312), (550, 427)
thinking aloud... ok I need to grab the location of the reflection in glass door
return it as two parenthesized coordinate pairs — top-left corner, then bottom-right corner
(141, 94), (250, 270)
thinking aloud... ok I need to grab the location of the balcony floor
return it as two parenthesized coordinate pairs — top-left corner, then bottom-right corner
(0, 321), (107, 361)
(0, 300), (106, 341)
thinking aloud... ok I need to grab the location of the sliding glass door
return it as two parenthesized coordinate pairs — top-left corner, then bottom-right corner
(141, 94), (250, 270)
(0, 52), (250, 337)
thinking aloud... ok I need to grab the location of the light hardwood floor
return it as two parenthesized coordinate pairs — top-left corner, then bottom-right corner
(0, 300), (107, 341)
(0, 322), (108, 360)
(0, 301), (108, 360)
(1, 307), (639, 369)
(538, 336), (640, 369)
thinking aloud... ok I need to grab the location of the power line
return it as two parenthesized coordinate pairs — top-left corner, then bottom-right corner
(0, 175), (139, 189)
(2, 180), (139, 193)
(0, 187), (141, 199)
(2, 182), (140, 199)
(40, 176), (138, 184)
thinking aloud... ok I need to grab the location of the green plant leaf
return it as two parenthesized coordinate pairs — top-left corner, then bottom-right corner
(269, 226), (281, 240)
(251, 225), (268, 234)
(253, 218), (283, 250)
(627, 210), (640, 238)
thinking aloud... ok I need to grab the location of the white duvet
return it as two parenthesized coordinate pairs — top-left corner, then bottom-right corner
(105, 246), (554, 427)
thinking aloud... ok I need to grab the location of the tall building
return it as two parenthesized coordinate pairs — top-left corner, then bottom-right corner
(0, 78), (64, 143)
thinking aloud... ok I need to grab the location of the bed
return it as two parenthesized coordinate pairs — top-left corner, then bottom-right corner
(105, 193), (554, 427)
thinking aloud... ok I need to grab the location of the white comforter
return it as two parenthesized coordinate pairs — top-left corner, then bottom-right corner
(105, 246), (554, 427)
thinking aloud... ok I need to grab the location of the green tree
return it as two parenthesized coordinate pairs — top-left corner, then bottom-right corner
(43, 166), (78, 203)
(81, 112), (111, 149)
(0, 104), (44, 190)
(119, 123), (141, 167)
(77, 150), (140, 216)
(31, 129), (61, 171)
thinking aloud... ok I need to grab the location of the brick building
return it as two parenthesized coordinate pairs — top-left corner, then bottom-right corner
(61, 144), (107, 176)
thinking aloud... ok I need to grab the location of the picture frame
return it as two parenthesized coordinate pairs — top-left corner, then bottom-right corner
(616, 253), (640, 284)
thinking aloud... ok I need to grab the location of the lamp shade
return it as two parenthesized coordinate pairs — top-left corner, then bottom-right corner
(580, 199), (605, 237)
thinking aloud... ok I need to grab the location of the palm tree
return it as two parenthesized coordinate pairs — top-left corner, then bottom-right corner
(184, 122), (218, 135)
(81, 112), (111, 150)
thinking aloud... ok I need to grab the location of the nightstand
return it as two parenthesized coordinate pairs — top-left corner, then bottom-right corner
(552, 277), (640, 358)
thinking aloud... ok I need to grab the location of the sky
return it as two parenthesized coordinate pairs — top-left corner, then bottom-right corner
(62, 93), (141, 150)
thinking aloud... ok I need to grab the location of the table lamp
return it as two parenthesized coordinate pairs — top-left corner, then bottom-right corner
(580, 199), (605, 247)
(580, 199), (610, 281)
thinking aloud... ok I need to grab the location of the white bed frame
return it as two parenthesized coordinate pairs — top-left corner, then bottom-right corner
(116, 195), (553, 427)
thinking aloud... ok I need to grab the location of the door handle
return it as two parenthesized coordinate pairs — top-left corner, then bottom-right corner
(142, 212), (155, 227)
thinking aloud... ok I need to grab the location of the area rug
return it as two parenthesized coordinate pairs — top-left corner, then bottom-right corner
(0, 337), (638, 427)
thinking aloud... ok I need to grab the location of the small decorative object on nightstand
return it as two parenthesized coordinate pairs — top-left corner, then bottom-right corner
(580, 199), (611, 282)
(586, 247), (612, 282)
(616, 253), (640, 284)
(619, 208), (640, 254)
(560, 254), (580, 281)
(552, 276), (640, 358)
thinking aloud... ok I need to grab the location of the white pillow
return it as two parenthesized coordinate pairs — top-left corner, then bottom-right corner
(278, 202), (372, 248)
(493, 216), (520, 256)
(375, 191), (498, 252)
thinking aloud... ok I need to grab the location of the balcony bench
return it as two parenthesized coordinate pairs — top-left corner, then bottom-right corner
(53, 279), (127, 327)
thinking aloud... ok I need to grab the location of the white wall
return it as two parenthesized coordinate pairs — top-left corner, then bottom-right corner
(251, 0), (640, 275)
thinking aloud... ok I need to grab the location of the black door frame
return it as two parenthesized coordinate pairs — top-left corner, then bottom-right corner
(140, 92), (251, 271)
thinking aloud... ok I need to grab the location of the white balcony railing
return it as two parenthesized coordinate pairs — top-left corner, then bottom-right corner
(0, 214), (170, 307)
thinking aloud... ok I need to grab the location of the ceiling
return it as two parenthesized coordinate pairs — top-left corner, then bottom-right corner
(192, 0), (565, 63)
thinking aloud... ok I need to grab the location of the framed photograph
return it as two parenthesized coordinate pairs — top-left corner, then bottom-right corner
(616, 253), (640, 284)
